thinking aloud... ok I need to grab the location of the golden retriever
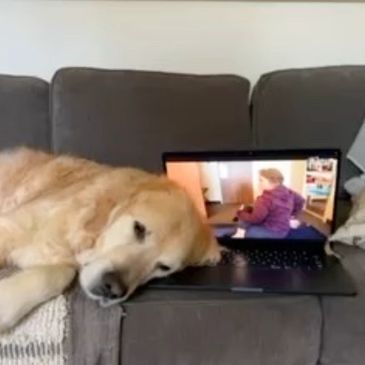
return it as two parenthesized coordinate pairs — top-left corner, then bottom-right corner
(0, 147), (220, 332)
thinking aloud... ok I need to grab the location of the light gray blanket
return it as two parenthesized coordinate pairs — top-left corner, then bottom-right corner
(0, 269), (68, 365)
(348, 117), (365, 173)
(331, 187), (365, 249)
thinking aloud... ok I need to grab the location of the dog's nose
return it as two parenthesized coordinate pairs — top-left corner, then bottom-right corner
(93, 272), (127, 299)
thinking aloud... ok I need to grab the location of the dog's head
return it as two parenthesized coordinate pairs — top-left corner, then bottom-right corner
(79, 175), (220, 306)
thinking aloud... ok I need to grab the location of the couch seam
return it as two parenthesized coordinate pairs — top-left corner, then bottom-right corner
(316, 296), (325, 365)
(118, 305), (128, 365)
(251, 73), (274, 148)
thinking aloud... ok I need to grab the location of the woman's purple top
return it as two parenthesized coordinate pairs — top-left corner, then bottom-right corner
(237, 185), (305, 236)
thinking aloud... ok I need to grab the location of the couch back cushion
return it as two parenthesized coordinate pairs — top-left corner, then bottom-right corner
(252, 66), (365, 194)
(51, 68), (251, 172)
(0, 75), (50, 150)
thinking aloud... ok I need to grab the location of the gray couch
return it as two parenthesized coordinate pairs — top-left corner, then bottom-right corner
(1, 66), (365, 365)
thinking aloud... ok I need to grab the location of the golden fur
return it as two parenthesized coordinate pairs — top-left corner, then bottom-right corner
(0, 147), (220, 332)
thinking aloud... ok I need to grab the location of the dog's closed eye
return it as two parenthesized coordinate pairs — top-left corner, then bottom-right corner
(134, 220), (146, 241)
(156, 263), (171, 272)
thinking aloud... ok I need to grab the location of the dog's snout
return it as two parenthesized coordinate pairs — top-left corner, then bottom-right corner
(92, 272), (127, 299)
(102, 272), (127, 299)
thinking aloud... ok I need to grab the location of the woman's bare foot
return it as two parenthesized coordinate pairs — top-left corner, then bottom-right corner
(232, 228), (246, 239)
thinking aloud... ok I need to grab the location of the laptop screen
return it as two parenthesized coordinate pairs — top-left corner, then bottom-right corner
(164, 151), (340, 241)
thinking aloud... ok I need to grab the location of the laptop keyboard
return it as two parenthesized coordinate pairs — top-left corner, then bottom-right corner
(219, 248), (324, 270)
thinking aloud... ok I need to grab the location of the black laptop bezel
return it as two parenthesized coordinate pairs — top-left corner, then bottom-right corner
(162, 148), (341, 250)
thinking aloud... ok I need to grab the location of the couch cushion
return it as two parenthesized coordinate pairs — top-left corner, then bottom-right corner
(0, 74), (50, 150)
(320, 244), (365, 365)
(51, 68), (251, 172)
(252, 66), (365, 194)
(122, 296), (320, 365)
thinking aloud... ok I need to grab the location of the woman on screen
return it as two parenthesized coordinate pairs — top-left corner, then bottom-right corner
(235, 168), (305, 239)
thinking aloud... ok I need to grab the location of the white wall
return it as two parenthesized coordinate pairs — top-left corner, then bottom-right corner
(0, 1), (365, 84)
(200, 162), (223, 202)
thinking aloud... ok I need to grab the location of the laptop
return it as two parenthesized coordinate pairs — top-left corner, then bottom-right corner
(148, 149), (356, 296)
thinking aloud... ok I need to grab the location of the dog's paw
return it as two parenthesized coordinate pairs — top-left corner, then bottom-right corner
(0, 309), (15, 334)
(0, 316), (12, 334)
(0, 279), (22, 333)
